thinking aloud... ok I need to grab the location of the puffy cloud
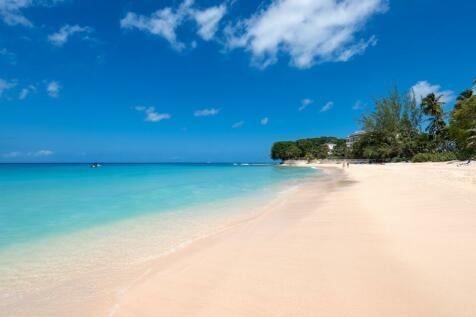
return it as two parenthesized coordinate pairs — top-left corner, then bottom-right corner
(232, 120), (244, 128)
(0, 0), (64, 27)
(410, 81), (454, 104)
(194, 108), (220, 117)
(225, 0), (388, 68)
(260, 117), (269, 125)
(120, 0), (193, 50)
(120, 0), (226, 49)
(48, 24), (93, 46)
(135, 106), (171, 122)
(299, 98), (313, 111)
(0, 78), (15, 96)
(320, 101), (334, 112)
(46, 80), (60, 98)
(0, 0), (34, 26)
(191, 4), (226, 41)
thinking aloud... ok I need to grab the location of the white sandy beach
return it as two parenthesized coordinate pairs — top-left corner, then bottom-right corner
(103, 162), (476, 317)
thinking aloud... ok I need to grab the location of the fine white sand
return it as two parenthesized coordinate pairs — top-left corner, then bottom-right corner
(107, 162), (476, 317)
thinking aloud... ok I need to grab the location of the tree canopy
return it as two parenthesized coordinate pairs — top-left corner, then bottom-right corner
(352, 86), (423, 160)
(449, 93), (476, 155)
(271, 137), (346, 161)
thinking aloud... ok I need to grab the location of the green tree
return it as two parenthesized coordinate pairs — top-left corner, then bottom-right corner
(467, 128), (476, 149)
(449, 94), (476, 157)
(304, 153), (315, 163)
(455, 89), (473, 109)
(316, 144), (330, 159)
(420, 93), (448, 151)
(296, 139), (323, 158)
(331, 140), (348, 159)
(270, 141), (303, 161)
(355, 86), (422, 160)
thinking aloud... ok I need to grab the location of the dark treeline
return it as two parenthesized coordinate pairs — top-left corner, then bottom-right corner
(271, 137), (347, 161)
(271, 78), (476, 162)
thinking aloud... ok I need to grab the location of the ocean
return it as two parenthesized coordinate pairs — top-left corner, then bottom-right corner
(0, 163), (318, 316)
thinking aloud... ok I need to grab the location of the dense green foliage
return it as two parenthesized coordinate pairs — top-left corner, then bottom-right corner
(271, 137), (346, 161)
(351, 86), (424, 160)
(411, 152), (458, 163)
(270, 78), (476, 163)
(352, 79), (476, 162)
(270, 141), (303, 160)
(449, 91), (476, 156)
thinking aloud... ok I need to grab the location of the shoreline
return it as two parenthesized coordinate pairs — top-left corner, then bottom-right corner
(105, 167), (344, 316)
(0, 168), (323, 317)
(3, 163), (476, 316)
(109, 162), (476, 317)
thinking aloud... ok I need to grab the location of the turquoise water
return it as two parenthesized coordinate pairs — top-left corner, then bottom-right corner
(0, 163), (315, 249)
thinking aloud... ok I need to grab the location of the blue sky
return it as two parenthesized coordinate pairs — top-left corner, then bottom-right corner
(0, 0), (475, 162)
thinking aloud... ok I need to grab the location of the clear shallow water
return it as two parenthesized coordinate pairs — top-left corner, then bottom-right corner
(0, 163), (319, 315)
(0, 163), (315, 249)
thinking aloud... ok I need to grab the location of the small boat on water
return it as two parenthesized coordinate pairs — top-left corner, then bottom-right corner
(89, 163), (102, 168)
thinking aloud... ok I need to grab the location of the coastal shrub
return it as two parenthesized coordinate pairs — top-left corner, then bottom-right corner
(411, 152), (458, 162)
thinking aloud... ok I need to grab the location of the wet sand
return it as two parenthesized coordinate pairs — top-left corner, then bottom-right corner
(110, 162), (476, 317)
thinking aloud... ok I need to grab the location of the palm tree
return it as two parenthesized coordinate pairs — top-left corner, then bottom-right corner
(421, 93), (446, 138)
(454, 89), (473, 111)
(457, 90), (473, 102)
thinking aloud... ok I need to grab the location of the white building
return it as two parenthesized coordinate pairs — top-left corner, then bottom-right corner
(325, 143), (336, 155)
(346, 131), (366, 148)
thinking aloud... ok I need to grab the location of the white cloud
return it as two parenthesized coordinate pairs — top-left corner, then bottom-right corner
(0, 0), (64, 27)
(410, 81), (454, 104)
(352, 100), (365, 110)
(320, 101), (334, 112)
(192, 4), (226, 41)
(232, 120), (244, 128)
(225, 0), (388, 69)
(120, 0), (193, 50)
(120, 0), (227, 49)
(135, 106), (171, 122)
(2, 149), (54, 159)
(2, 151), (21, 158)
(299, 98), (313, 111)
(19, 88), (29, 99)
(31, 149), (53, 157)
(0, 0), (34, 26)
(0, 78), (15, 96)
(48, 24), (93, 46)
(194, 108), (220, 117)
(46, 80), (60, 98)
(260, 117), (269, 125)
(19, 84), (36, 100)
(0, 47), (16, 64)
